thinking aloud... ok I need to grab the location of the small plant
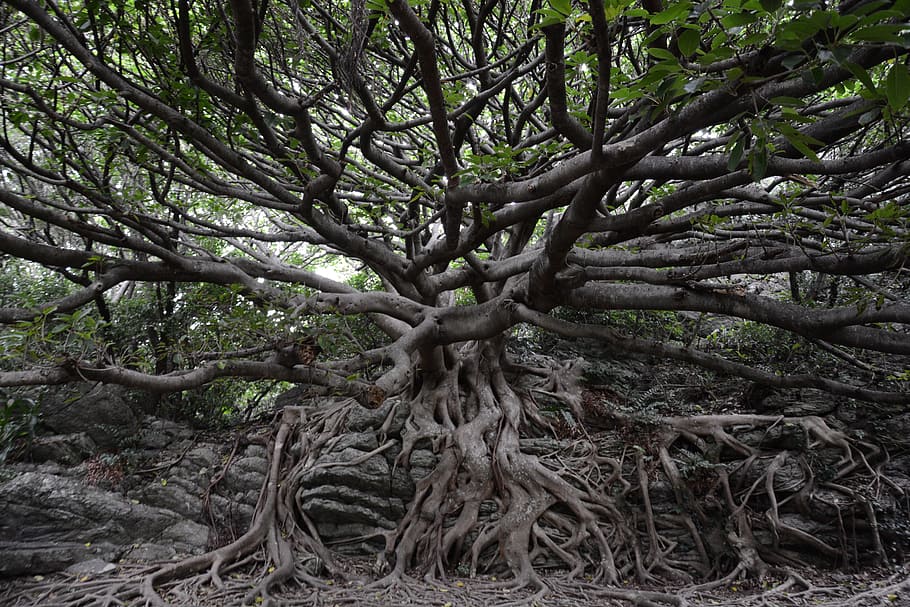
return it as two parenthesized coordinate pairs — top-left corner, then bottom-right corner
(705, 320), (800, 364)
(0, 394), (38, 464)
(677, 451), (720, 495)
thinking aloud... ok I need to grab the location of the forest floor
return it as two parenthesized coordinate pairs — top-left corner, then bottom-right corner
(1, 557), (909, 606)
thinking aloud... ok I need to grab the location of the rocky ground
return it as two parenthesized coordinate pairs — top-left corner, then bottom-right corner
(1, 345), (909, 606)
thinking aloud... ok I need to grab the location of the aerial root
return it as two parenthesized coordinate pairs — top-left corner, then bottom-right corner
(2, 376), (905, 607)
(143, 398), (903, 607)
(138, 406), (339, 606)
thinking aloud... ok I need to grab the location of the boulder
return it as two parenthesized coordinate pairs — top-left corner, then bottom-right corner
(0, 471), (208, 575)
(64, 558), (117, 576)
(135, 417), (195, 450)
(28, 432), (97, 464)
(129, 474), (204, 523)
(39, 384), (139, 450)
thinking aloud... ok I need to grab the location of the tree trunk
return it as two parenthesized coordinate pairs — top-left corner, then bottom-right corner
(249, 342), (904, 593)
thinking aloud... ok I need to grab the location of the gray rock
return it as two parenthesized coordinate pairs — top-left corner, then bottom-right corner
(783, 394), (837, 417)
(301, 495), (398, 530)
(835, 404), (862, 425)
(298, 485), (405, 523)
(328, 432), (379, 453)
(222, 450), (268, 496)
(390, 464), (415, 499)
(129, 475), (204, 522)
(180, 446), (220, 472)
(737, 422), (808, 451)
(123, 543), (177, 562)
(64, 558), (117, 575)
(0, 471), (209, 574)
(136, 417), (194, 450)
(406, 448), (437, 482)
(730, 453), (805, 492)
(232, 455), (269, 479)
(318, 521), (387, 542)
(345, 399), (408, 434)
(40, 384), (139, 450)
(876, 413), (910, 444)
(29, 432), (97, 464)
(272, 385), (310, 410)
(0, 541), (121, 576)
(300, 448), (392, 495)
(520, 437), (567, 456)
(207, 493), (256, 527)
(221, 468), (265, 497)
(242, 445), (268, 460)
(407, 448), (436, 470)
(160, 519), (210, 554)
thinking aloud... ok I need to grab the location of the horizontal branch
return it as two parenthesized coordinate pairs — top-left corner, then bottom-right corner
(0, 359), (368, 395)
(513, 305), (910, 404)
(576, 245), (908, 284)
(564, 284), (910, 354)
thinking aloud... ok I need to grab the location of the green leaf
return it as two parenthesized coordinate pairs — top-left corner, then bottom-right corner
(650, 1), (691, 24)
(549, 0), (571, 17)
(677, 28), (700, 57)
(603, 0), (625, 19)
(727, 136), (746, 171)
(721, 12), (758, 29)
(759, 0), (783, 11)
(741, 32), (770, 47)
(648, 47), (679, 63)
(749, 145), (768, 181)
(843, 61), (877, 94)
(779, 130), (820, 162)
(850, 24), (906, 42)
(885, 63), (910, 110)
(536, 7), (567, 27)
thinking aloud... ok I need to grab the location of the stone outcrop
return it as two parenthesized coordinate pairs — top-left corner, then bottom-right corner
(38, 384), (140, 451)
(0, 471), (209, 576)
(0, 397), (268, 576)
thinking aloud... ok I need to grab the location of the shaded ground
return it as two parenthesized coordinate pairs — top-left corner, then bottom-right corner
(2, 558), (909, 606)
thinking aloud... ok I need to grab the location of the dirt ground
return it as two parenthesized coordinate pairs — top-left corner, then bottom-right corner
(1, 557), (908, 606)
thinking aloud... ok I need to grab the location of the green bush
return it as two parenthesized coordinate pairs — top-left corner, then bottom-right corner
(0, 393), (38, 464)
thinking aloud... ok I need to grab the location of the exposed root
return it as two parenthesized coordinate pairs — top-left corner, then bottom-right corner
(2, 349), (906, 606)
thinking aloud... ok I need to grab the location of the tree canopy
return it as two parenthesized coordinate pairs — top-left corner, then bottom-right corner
(1, 0), (909, 401)
(2, 0), (910, 602)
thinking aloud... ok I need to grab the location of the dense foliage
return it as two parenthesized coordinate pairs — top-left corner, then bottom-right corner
(0, 0), (908, 402)
(2, 0), (910, 602)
